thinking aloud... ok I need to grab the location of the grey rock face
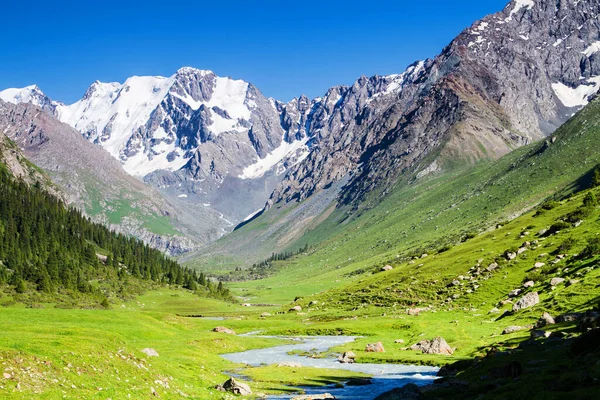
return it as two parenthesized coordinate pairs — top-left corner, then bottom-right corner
(269, 0), (600, 209)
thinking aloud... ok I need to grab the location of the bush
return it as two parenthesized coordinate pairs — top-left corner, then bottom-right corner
(579, 238), (600, 259)
(583, 192), (598, 208)
(546, 221), (571, 235)
(557, 236), (578, 253)
(541, 200), (560, 210)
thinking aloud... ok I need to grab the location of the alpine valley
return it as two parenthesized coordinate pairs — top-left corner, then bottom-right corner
(1, 0), (600, 399)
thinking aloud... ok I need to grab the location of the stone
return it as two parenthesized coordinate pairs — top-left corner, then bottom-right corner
(213, 326), (236, 335)
(309, 301), (319, 306)
(512, 292), (540, 312)
(381, 265), (394, 271)
(141, 348), (159, 357)
(530, 330), (547, 338)
(394, 339), (405, 343)
(517, 247), (527, 255)
(550, 277), (565, 286)
(567, 280), (580, 286)
(422, 337), (454, 355)
(278, 362), (302, 368)
(365, 342), (385, 353)
(534, 262), (545, 269)
(407, 308), (424, 316)
(506, 252), (517, 260)
(502, 326), (525, 334)
(537, 312), (555, 327)
(261, 312), (272, 317)
(219, 378), (252, 396)
(3, 372), (11, 379)
(508, 289), (522, 298)
(451, 280), (460, 286)
(289, 306), (302, 312)
(486, 262), (498, 272)
(489, 307), (500, 314)
(242, 303), (252, 307)
(523, 281), (535, 288)
(374, 383), (424, 400)
(338, 351), (356, 363)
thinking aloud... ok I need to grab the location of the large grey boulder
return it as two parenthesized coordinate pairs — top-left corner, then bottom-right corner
(513, 292), (540, 312)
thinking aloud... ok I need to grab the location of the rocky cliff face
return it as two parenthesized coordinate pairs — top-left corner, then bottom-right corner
(269, 0), (600, 208)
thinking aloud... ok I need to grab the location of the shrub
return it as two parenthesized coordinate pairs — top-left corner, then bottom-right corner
(583, 192), (598, 208)
(546, 221), (571, 235)
(556, 236), (578, 253)
(579, 238), (600, 259)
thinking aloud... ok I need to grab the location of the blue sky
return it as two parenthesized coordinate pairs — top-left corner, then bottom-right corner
(1, 0), (509, 103)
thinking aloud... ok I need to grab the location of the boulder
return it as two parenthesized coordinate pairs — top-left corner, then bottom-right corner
(338, 351), (356, 363)
(512, 292), (539, 312)
(213, 326), (236, 335)
(407, 308), (422, 316)
(394, 339), (405, 344)
(502, 326), (525, 334)
(505, 252), (517, 260)
(365, 342), (385, 353)
(422, 337), (454, 355)
(550, 277), (565, 286)
(534, 262), (545, 269)
(486, 262), (498, 272)
(374, 383), (424, 400)
(218, 378), (252, 395)
(517, 247), (528, 255)
(536, 312), (555, 327)
(508, 289), (522, 298)
(309, 300), (319, 306)
(242, 303), (252, 307)
(523, 281), (535, 288)
(141, 348), (159, 357)
(289, 306), (302, 312)
(381, 265), (394, 271)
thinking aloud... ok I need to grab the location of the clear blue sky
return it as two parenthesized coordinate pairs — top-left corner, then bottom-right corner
(1, 0), (510, 104)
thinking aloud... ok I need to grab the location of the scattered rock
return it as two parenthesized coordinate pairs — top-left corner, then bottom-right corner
(141, 348), (159, 357)
(2, 372), (11, 379)
(486, 262), (498, 272)
(517, 247), (527, 255)
(289, 306), (302, 312)
(537, 312), (555, 327)
(550, 277), (565, 286)
(213, 326), (236, 335)
(411, 337), (453, 355)
(365, 342), (385, 353)
(394, 339), (405, 344)
(309, 301), (319, 306)
(451, 280), (460, 286)
(218, 378), (252, 396)
(530, 330), (548, 338)
(261, 312), (272, 317)
(407, 308), (423, 316)
(505, 252), (517, 260)
(242, 303), (252, 307)
(278, 362), (302, 368)
(381, 265), (394, 271)
(534, 262), (545, 269)
(567, 279), (580, 286)
(512, 292), (539, 312)
(523, 281), (535, 288)
(338, 351), (356, 363)
(489, 307), (499, 314)
(502, 326), (525, 335)
(556, 312), (583, 323)
(374, 383), (424, 400)
(508, 289), (522, 298)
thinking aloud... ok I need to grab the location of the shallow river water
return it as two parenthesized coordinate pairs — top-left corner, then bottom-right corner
(222, 335), (438, 399)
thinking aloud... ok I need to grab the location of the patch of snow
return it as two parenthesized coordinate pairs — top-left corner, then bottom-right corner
(505, 0), (535, 22)
(239, 135), (311, 180)
(244, 209), (263, 222)
(552, 76), (600, 108)
(583, 41), (600, 57)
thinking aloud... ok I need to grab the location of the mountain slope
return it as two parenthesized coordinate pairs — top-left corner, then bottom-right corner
(186, 91), (600, 272)
(0, 100), (208, 254)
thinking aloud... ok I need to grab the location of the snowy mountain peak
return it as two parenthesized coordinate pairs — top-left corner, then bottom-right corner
(176, 66), (214, 76)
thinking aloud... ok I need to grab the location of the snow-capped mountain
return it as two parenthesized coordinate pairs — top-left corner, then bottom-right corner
(0, 66), (425, 226)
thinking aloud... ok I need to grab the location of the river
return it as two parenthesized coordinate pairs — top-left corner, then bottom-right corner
(222, 335), (439, 399)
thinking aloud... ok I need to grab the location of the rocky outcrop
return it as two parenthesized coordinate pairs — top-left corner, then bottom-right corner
(212, 326), (235, 335)
(410, 337), (454, 355)
(365, 342), (385, 353)
(216, 378), (251, 395)
(513, 292), (540, 311)
(338, 351), (356, 364)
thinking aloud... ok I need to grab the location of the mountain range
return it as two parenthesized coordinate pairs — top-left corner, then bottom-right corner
(2, 0), (600, 258)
